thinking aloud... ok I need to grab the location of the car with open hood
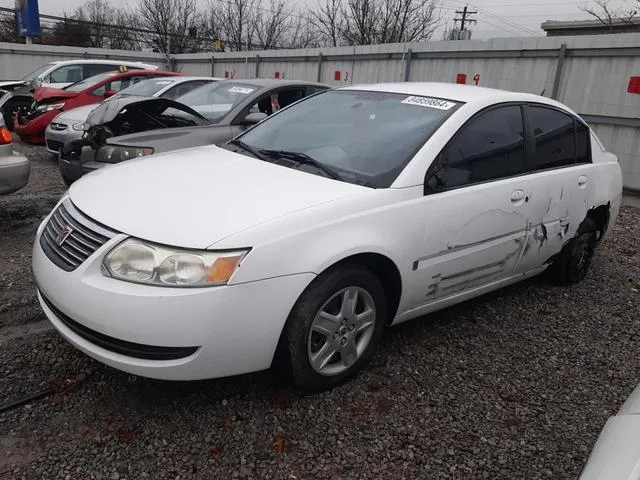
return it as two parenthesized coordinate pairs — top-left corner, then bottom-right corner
(32, 82), (622, 392)
(14, 69), (180, 144)
(58, 79), (329, 185)
(0, 60), (159, 130)
(45, 76), (222, 155)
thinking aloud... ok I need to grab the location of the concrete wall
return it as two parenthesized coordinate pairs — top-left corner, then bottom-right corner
(1, 35), (639, 192)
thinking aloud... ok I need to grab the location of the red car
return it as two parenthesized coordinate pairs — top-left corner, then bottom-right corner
(14, 69), (181, 144)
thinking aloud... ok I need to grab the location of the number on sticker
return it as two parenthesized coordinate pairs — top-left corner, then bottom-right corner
(229, 87), (254, 94)
(401, 96), (456, 110)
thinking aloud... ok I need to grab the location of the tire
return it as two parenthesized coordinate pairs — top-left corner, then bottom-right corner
(61, 173), (74, 188)
(278, 265), (387, 392)
(549, 217), (598, 286)
(3, 100), (31, 132)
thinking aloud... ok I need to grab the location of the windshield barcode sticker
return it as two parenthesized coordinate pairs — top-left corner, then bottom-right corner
(229, 86), (254, 94)
(401, 96), (456, 110)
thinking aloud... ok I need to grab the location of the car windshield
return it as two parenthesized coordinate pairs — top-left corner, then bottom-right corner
(21, 63), (55, 81)
(177, 82), (257, 122)
(119, 78), (175, 97)
(63, 72), (118, 92)
(237, 89), (462, 188)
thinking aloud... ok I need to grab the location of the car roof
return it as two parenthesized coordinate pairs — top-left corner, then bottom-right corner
(165, 76), (224, 83)
(49, 59), (158, 67)
(224, 78), (329, 88)
(338, 82), (572, 112)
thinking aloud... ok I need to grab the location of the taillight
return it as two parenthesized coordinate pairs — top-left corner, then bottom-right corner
(0, 126), (12, 145)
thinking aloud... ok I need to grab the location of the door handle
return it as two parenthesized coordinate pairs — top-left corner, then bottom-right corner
(578, 175), (588, 188)
(510, 189), (526, 205)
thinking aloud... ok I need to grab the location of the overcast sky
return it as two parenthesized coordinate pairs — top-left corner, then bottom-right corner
(2, 0), (594, 39)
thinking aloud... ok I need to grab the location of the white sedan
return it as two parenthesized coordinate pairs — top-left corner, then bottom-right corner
(32, 82), (622, 391)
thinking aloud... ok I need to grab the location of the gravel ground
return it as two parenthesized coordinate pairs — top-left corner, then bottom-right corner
(1, 140), (639, 480)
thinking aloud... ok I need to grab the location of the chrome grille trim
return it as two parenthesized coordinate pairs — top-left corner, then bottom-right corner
(39, 199), (119, 272)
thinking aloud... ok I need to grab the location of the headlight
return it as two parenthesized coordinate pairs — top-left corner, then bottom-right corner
(35, 102), (65, 113)
(103, 238), (249, 287)
(72, 121), (86, 131)
(96, 145), (154, 164)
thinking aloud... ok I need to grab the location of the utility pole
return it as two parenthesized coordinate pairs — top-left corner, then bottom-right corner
(454, 5), (478, 32)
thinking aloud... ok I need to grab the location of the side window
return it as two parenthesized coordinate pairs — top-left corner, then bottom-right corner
(425, 105), (525, 193)
(576, 121), (591, 164)
(527, 106), (576, 171)
(84, 64), (117, 78)
(48, 65), (83, 84)
(276, 88), (306, 110)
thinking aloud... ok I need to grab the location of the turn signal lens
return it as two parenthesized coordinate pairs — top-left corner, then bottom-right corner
(0, 126), (12, 145)
(207, 255), (245, 283)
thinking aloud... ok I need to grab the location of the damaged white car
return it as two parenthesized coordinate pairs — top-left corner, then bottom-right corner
(32, 82), (622, 391)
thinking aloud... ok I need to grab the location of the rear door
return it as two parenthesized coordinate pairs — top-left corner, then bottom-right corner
(515, 104), (595, 273)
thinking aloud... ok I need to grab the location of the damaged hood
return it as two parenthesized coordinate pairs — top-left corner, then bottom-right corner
(86, 95), (209, 128)
(0, 80), (29, 90)
(33, 87), (78, 103)
(68, 144), (365, 249)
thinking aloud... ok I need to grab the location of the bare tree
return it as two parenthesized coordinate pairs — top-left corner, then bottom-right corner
(579, 0), (638, 24)
(254, 0), (290, 49)
(207, 0), (258, 51)
(136, 0), (204, 53)
(311, 0), (440, 46)
(286, 13), (322, 48)
(310, 0), (344, 46)
(73, 0), (115, 48)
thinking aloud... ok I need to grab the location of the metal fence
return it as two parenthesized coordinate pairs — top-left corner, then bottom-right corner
(1, 34), (639, 192)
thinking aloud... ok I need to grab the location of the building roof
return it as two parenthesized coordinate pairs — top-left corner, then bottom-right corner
(541, 18), (640, 35)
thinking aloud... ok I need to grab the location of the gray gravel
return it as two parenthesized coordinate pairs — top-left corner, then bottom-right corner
(1, 140), (639, 480)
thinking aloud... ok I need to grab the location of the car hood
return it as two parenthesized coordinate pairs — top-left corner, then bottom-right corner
(55, 104), (101, 123)
(86, 96), (208, 127)
(34, 87), (78, 103)
(0, 80), (28, 90)
(68, 144), (366, 249)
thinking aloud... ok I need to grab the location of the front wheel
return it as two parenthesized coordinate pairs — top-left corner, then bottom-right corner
(278, 265), (387, 392)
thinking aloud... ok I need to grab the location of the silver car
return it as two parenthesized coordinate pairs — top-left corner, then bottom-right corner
(44, 76), (222, 154)
(0, 116), (29, 195)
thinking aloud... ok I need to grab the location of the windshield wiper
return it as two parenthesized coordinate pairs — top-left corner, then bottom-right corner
(259, 149), (343, 181)
(227, 139), (270, 161)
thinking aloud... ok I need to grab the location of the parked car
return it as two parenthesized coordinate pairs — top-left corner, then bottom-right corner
(14, 69), (181, 144)
(32, 82), (622, 392)
(578, 382), (640, 479)
(45, 76), (222, 155)
(0, 60), (159, 130)
(0, 117), (29, 195)
(58, 79), (329, 185)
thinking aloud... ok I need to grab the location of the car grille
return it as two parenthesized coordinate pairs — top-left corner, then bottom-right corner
(40, 199), (118, 272)
(40, 291), (199, 361)
(50, 123), (67, 131)
(46, 139), (64, 152)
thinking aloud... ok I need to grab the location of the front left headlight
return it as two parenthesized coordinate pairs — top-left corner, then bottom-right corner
(103, 238), (249, 287)
(35, 102), (65, 113)
(96, 145), (154, 164)
(72, 121), (86, 131)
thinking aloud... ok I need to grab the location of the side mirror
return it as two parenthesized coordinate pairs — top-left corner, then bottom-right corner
(241, 112), (267, 125)
(104, 89), (118, 98)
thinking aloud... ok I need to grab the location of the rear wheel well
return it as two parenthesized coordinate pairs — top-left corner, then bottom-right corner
(329, 253), (402, 325)
(586, 203), (610, 241)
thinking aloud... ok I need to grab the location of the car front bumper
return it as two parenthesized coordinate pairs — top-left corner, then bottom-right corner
(14, 110), (59, 144)
(45, 123), (82, 154)
(0, 147), (30, 194)
(32, 213), (314, 380)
